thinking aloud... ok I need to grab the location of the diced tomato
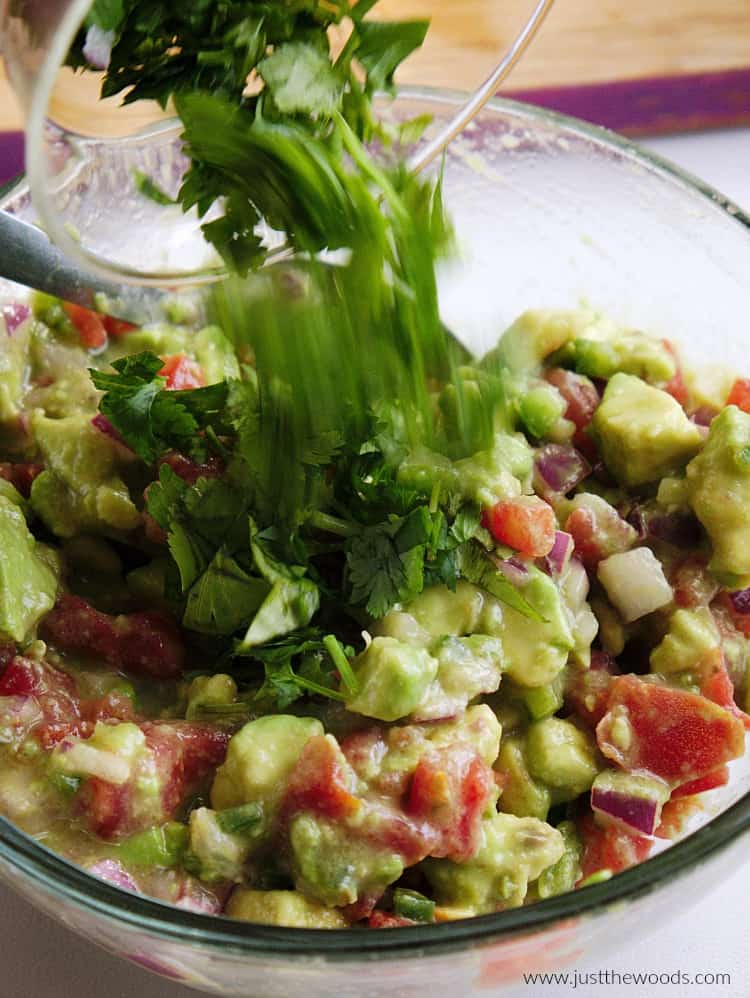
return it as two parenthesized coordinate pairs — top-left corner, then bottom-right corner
(102, 316), (137, 338)
(63, 303), (108, 350)
(40, 594), (186, 679)
(717, 590), (750, 639)
(77, 721), (228, 840)
(80, 691), (136, 728)
(0, 461), (43, 498)
(281, 735), (361, 823)
(159, 354), (205, 390)
(577, 811), (652, 880)
(654, 796), (704, 840)
(596, 674), (746, 785)
(406, 746), (495, 862)
(698, 651), (750, 731)
(367, 911), (416, 929)
(726, 377), (750, 413)
(482, 496), (556, 558)
(0, 656), (81, 749)
(159, 451), (224, 486)
(544, 368), (600, 433)
(671, 766), (729, 800)
(661, 340), (689, 407)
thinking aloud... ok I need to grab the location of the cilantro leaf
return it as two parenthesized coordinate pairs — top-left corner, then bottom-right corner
(90, 352), (228, 462)
(355, 20), (429, 94)
(458, 542), (546, 622)
(183, 551), (270, 635)
(245, 632), (347, 710)
(258, 42), (343, 116)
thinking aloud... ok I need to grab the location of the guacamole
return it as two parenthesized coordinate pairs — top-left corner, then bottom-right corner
(0, 299), (746, 930)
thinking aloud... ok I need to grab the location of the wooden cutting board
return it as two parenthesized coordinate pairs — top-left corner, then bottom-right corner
(2, 0), (750, 135)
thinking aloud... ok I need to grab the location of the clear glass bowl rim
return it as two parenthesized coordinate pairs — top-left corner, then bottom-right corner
(1, 85), (750, 960)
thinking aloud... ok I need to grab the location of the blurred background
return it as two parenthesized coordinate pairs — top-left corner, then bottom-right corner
(2, 0), (750, 184)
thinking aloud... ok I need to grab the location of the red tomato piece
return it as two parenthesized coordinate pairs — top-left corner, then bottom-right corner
(63, 303), (108, 350)
(726, 377), (750, 413)
(577, 811), (652, 880)
(159, 354), (205, 390)
(0, 655), (81, 749)
(406, 745), (495, 862)
(483, 496), (556, 558)
(78, 778), (132, 839)
(565, 664), (617, 729)
(40, 594), (186, 679)
(670, 557), (719, 609)
(281, 734), (361, 823)
(596, 674), (746, 785)
(544, 368), (600, 432)
(698, 652), (750, 731)
(102, 316), (137, 338)
(671, 766), (729, 800)
(159, 451), (224, 486)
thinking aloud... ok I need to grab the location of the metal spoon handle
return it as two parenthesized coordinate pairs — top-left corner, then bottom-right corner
(0, 210), (166, 324)
(407, 0), (556, 175)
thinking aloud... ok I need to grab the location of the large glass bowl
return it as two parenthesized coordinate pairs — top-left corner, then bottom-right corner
(1, 89), (750, 996)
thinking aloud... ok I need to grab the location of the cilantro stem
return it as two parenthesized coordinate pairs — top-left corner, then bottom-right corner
(293, 674), (347, 702)
(309, 511), (360, 538)
(323, 633), (360, 696)
(429, 481), (441, 514)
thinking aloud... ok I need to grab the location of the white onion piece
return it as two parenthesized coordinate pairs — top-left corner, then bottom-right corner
(597, 547), (673, 623)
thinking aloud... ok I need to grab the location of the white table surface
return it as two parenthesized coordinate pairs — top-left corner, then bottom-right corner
(2, 127), (750, 998)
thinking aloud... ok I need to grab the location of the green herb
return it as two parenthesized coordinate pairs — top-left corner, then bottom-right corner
(118, 822), (189, 868)
(392, 888), (435, 923)
(216, 802), (264, 837)
(133, 168), (175, 206)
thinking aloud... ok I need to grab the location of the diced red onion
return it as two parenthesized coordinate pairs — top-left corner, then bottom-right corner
(497, 557), (530, 587)
(87, 859), (139, 893)
(92, 413), (125, 444)
(730, 588), (750, 615)
(83, 25), (114, 69)
(625, 504), (648, 542)
(591, 787), (660, 836)
(545, 530), (573, 576)
(1, 303), (30, 335)
(534, 444), (590, 495)
(691, 405), (718, 427)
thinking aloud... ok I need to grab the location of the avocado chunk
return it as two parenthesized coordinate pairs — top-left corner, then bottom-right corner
(454, 432), (533, 506)
(30, 412), (140, 538)
(413, 634), (505, 721)
(346, 637), (438, 722)
(687, 405), (750, 586)
(496, 736), (551, 821)
(0, 495), (58, 642)
(226, 888), (347, 928)
(290, 813), (403, 908)
(486, 309), (610, 374)
(650, 607), (720, 676)
(536, 820), (583, 899)
(0, 316), (31, 425)
(591, 374), (703, 486)
(422, 811), (564, 913)
(526, 717), (600, 799)
(186, 807), (256, 882)
(211, 715), (323, 812)
(573, 331), (675, 383)
(500, 567), (574, 687)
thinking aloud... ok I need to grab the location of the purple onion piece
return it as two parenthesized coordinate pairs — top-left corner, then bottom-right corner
(591, 787), (659, 836)
(691, 405), (718, 427)
(1, 303), (31, 335)
(87, 859), (139, 893)
(545, 530), (573, 575)
(730, 588), (750, 615)
(497, 557), (530, 587)
(589, 649), (619, 673)
(91, 413), (125, 445)
(625, 504), (648, 542)
(534, 444), (590, 495)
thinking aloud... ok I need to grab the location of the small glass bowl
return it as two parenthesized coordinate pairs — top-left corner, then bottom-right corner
(1, 89), (750, 996)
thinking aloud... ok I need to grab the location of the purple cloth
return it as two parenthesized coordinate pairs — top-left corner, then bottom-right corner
(504, 67), (750, 137)
(0, 131), (24, 187)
